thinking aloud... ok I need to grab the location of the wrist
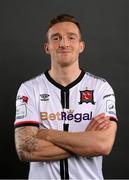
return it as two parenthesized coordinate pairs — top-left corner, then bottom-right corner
(46, 129), (61, 143)
(46, 129), (52, 141)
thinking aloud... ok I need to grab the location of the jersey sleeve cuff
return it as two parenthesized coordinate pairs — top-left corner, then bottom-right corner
(14, 120), (40, 128)
(109, 116), (118, 125)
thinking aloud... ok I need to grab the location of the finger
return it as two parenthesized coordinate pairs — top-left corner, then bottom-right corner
(86, 116), (110, 131)
(95, 119), (110, 131)
(102, 123), (110, 130)
(86, 113), (105, 131)
(93, 113), (106, 121)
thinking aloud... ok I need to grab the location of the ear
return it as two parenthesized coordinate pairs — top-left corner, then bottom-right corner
(79, 41), (85, 53)
(44, 43), (50, 54)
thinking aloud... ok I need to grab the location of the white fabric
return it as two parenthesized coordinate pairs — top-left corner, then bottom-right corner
(14, 71), (117, 180)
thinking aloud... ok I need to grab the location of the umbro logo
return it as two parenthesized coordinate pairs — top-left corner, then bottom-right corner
(40, 94), (50, 101)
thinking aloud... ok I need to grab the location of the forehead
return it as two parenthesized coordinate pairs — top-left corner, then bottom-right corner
(47, 22), (80, 38)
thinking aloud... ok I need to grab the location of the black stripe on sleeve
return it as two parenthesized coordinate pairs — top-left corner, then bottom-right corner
(110, 117), (118, 125)
(14, 123), (39, 129)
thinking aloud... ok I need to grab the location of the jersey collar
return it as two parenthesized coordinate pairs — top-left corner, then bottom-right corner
(44, 69), (85, 90)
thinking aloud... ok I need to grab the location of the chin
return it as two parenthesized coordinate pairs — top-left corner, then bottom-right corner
(56, 59), (70, 66)
(59, 62), (71, 67)
(60, 62), (76, 68)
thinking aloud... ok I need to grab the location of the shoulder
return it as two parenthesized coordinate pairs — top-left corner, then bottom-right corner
(21, 73), (45, 88)
(24, 73), (44, 85)
(84, 72), (106, 82)
(17, 73), (46, 94)
(83, 71), (113, 91)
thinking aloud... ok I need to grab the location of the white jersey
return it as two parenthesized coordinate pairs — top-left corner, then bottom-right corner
(14, 70), (117, 180)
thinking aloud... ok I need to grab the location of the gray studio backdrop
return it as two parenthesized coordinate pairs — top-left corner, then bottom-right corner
(0, 0), (129, 179)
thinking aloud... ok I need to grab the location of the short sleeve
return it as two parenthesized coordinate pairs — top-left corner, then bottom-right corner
(95, 81), (118, 121)
(14, 83), (40, 128)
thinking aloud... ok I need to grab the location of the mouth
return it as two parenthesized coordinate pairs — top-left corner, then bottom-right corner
(57, 48), (72, 54)
(57, 50), (71, 54)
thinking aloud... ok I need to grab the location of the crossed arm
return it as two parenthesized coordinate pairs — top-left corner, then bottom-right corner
(14, 113), (117, 162)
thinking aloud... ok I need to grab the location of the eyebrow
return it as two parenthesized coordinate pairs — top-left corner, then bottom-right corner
(50, 32), (79, 39)
(50, 33), (61, 39)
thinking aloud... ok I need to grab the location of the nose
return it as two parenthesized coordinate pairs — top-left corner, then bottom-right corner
(59, 37), (69, 47)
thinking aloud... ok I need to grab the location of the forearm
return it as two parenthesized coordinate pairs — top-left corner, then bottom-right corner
(15, 126), (71, 162)
(44, 130), (102, 156)
(22, 139), (71, 161)
(37, 129), (89, 156)
(42, 121), (117, 156)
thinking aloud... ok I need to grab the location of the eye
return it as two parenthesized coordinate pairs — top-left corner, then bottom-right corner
(69, 36), (76, 40)
(70, 36), (75, 39)
(52, 36), (60, 41)
(51, 35), (62, 41)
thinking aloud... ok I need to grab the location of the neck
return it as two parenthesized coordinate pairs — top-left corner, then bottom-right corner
(49, 64), (81, 86)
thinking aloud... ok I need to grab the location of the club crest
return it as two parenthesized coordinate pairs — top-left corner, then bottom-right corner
(79, 90), (95, 105)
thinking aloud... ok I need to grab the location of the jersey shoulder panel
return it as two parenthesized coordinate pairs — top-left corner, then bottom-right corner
(84, 71), (115, 93)
(85, 72), (106, 82)
(21, 73), (45, 90)
(82, 72), (108, 90)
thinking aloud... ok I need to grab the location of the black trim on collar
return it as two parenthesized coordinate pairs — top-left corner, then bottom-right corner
(44, 69), (85, 90)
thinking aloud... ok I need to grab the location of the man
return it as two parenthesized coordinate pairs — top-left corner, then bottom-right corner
(14, 14), (118, 179)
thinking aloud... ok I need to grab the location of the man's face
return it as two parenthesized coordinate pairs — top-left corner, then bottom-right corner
(45, 22), (85, 67)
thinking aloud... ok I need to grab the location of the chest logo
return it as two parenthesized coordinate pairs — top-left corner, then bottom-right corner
(79, 90), (95, 105)
(40, 94), (50, 101)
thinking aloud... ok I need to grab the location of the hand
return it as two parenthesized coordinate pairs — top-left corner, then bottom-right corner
(36, 128), (50, 140)
(86, 113), (110, 131)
